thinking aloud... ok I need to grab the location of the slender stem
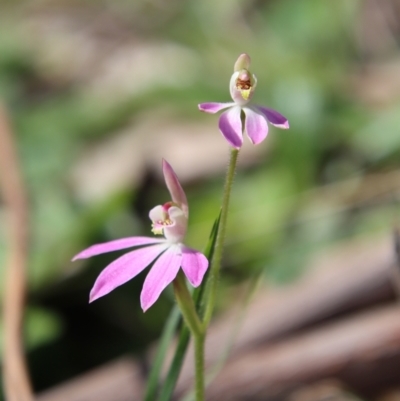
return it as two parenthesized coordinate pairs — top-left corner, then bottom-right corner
(157, 216), (221, 401)
(172, 148), (239, 401)
(194, 333), (205, 401)
(173, 272), (205, 401)
(203, 148), (239, 327)
(173, 272), (204, 339)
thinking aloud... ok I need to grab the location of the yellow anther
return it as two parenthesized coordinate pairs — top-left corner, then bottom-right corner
(151, 218), (173, 236)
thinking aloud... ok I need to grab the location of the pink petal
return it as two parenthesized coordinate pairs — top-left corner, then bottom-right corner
(255, 106), (289, 129)
(162, 159), (188, 216)
(243, 107), (269, 145)
(72, 237), (165, 261)
(198, 102), (234, 114)
(181, 247), (209, 287)
(89, 243), (169, 302)
(218, 106), (243, 149)
(140, 245), (182, 311)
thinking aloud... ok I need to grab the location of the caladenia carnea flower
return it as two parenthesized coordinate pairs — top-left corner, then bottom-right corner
(72, 160), (208, 312)
(198, 53), (289, 149)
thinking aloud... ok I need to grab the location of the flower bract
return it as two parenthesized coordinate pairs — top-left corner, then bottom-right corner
(198, 53), (289, 149)
(72, 160), (208, 311)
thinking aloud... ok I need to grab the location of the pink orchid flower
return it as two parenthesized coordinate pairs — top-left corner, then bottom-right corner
(198, 53), (289, 149)
(72, 160), (208, 311)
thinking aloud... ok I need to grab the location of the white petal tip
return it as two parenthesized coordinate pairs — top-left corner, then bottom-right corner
(279, 121), (290, 129)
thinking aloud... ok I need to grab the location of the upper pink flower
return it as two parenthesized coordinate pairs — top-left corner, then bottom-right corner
(72, 160), (208, 312)
(198, 53), (289, 149)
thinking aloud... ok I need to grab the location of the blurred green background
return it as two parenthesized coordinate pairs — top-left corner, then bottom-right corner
(1, 0), (400, 396)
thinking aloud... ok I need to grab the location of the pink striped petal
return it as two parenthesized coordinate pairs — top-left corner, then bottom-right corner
(181, 247), (209, 287)
(162, 159), (188, 216)
(89, 243), (169, 302)
(255, 106), (289, 129)
(198, 102), (234, 114)
(140, 245), (182, 311)
(218, 106), (243, 148)
(72, 237), (165, 261)
(243, 107), (269, 145)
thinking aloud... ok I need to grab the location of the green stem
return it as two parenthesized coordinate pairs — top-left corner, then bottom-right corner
(172, 148), (239, 401)
(173, 272), (205, 401)
(173, 272), (203, 338)
(203, 148), (239, 327)
(194, 333), (205, 401)
(156, 213), (221, 401)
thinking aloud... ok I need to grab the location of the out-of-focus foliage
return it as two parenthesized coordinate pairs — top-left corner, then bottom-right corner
(1, 0), (400, 394)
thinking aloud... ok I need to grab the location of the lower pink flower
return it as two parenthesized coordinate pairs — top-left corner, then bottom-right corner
(72, 160), (208, 311)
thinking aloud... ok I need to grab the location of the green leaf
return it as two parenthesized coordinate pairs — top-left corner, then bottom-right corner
(143, 306), (181, 401)
(157, 325), (190, 401)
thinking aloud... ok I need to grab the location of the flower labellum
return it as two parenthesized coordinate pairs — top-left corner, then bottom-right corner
(72, 160), (208, 312)
(198, 53), (289, 149)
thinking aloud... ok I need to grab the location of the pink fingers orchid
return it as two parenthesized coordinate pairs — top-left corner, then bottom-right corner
(72, 160), (208, 312)
(198, 53), (289, 149)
